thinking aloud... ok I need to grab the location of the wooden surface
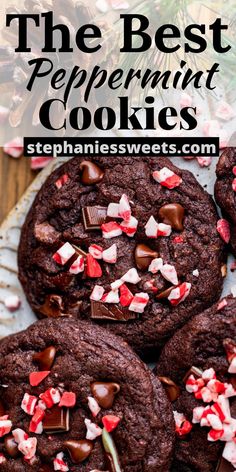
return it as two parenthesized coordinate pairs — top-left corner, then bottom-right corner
(0, 148), (36, 224)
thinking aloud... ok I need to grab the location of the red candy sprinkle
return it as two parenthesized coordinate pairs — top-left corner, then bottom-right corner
(217, 219), (230, 244)
(102, 415), (120, 432)
(59, 392), (76, 408)
(55, 174), (69, 189)
(86, 254), (102, 278)
(153, 167), (182, 189)
(29, 371), (50, 387)
(119, 284), (134, 307)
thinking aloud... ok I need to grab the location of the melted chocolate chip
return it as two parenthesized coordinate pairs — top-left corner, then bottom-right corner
(80, 160), (104, 185)
(134, 244), (158, 271)
(158, 203), (185, 231)
(216, 457), (234, 472)
(4, 435), (19, 458)
(91, 382), (120, 409)
(43, 406), (70, 434)
(33, 346), (56, 371)
(64, 439), (93, 463)
(158, 376), (181, 402)
(82, 206), (107, 231)
(40, 294), (65, 318)
(91, 301), (137, 322)
(183, 366), (203, 383)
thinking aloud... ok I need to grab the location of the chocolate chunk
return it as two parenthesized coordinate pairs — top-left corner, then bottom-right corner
(134, 244), (158, 271)
(91, 301), (137, 322)
(183, 366), (203, 383)
(91, 382), (120, 409)
(158, 203), (185, 231)
(156, 286), (174, 300)
(0, 399), (5, 416)
(216, 457), (234, 472)
(64, 439), (93, 463)
(34, 222), (60, 245)
(72, 245), (87, 258)
(40, 294), (65, 318)
(33, 346), (56, 371)
(43, 406), (70, 434)
(82, 206), (107, 231)
(80, 160), (104, 185)
(4, 435), (19, 458)
(158, 376), (181, 402)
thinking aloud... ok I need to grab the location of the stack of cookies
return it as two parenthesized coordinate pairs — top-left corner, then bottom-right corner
(0, 155), (235, 471)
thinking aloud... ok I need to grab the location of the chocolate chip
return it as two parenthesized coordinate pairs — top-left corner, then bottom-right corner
(158, 376), (181, 402)
(64, 439), (93, 463)
(183, 366), (203, 383)
(156, 286), (174, 300)
(215, 457), (234, 472)
(40, 294), (65, 318)
(158, 203), (185, 231)
(82, 206), (107, 231)
(4, 435), (19, 458)
(91, 301), (137, 322)
(43, 406), (70, 434)
(33, 346), (56, 371)
(91, 382), (120, 409)
(80, 160), (104, 185)
(134, 244), (158, 271)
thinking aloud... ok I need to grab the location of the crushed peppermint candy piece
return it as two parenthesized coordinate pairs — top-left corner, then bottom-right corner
(3, 137), (23, 158)
(120, 216), (138, 237)
(217, 299), (228, 311)
(110, 279), (123, 291)
(222, 441), (236, 468)
(102, 415), (120, 433)
(39, 388), (61, 408)
(173, 411), (192, 436)
(129, 293), (149, 313)
(59, 392), (76, 408)
(119, 194), (131, 221)
(153, 167), (182, 189)
(0, 453), (6, 464)
(4, 294), (21, 312)
(168, 282), (191, 306)
(90, 285), (105, 301)
(148, 258), (163, 274)
(85, 418), (102, 440)
(145, 216), (159, 238)
(86, 255), (102, 278)
(89, 244), (103, 259)
(192, 269), (199, 277)
(53, 452), (69, 471)
(18, 437), (37, 461)
(107, 202), (120, 218)
(121, 268), (141, 284)
(228, 356), (236, 374)
(29, 371), (50, 387)
(88, 396), (101, 417)
(101, 221), (122, 239)
(29, 407), (45, 434)
(69, 255), (85, 274)
(102, 244), (117, 263)
(53, 242), (75, 265)
(21, 393), (37, 415)
(55, 174), (69, 189)
(157, 223), (172, 237)
(217, 219), (230, 244)
(160, 264), (178, 286)
(102, 290), (119, 304)
(119, 284), (133, 307)
(12, 428), (29, 444)
(0, 416), (12, 437)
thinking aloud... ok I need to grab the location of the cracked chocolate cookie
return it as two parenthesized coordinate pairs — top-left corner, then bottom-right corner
(18, 156), (225, 356)
(0, 317), (174, 471)
(155, 295), (236, 472)
(215, 148), (236, 256)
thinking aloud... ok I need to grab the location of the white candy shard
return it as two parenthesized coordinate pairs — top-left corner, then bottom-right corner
(129, 293), (149, 313)
(145, 216), (158, 238)
(160, 264), (178, 285)
(90, 285), (105, 301)
(107, 203), (120, 218)
(84, 419), (102, 440)
(148, 258), (163, 274)
(102, 244), (117, 263)
(69, 255), (84, 274)
(119, 194), (131, 221)
(102, 290), (119, 304)
(88, 396), (101, 417)
(121, 268), (141, 284)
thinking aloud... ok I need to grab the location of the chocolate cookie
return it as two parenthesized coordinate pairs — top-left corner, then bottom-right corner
(155, 296), (236, 472)
(215, 148), (236, 256)
(18, 157), (225, 356)
(0, 317), (174, 471)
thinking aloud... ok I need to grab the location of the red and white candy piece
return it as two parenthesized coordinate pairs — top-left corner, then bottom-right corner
(84, 419), (102, 440)
(3, 137), (23, 158)
(59, 392), (76, 408)
(101, 221), (122, 239)
(168, 282), (191, 306)
(55, 174), (69, 189)
(145, 216), (159, 238)
(39, 388), (61, 408)
(107, 203), (120, 218)
(129, 293), (149, 313)
(202, 368), (216, 382)
(217, 219), (230, 244)
(157, 223), (172, 237)
(4, 294), (21, 312)
(21, 393), (38, 415)
(208, 429), (224, 442)
(69, 255), (85, 274)
(0, 454), (6, 464)
(121, 268), (141, 284)
(173, 411), (192, 436)
(148, 258), (163, 274)
(119, 284), (134, 307)
(18, 437), (37, 461)
(12, 428), (29, 444)
(207, 414), (223, 431)
(53, 452), (69, 471)
(102, 290), (119, 304)
(29, 407), (45, 434)
(217, 299), (228, 311)
(160, 264), (178, 286)
(0, 416), (12, 437)
(102, 415), (120, 433)
(222, 441), (236, 468)
(119, 194), (131, 221)
(29, 371), (50, 387)
(86, 255), (102, 278)
(192, 406), (205, 424)
(120, 216), (138, 237)
(153, 167), (182, 189)
(102, 244), (117, 263)
(185, 375), (199, 394)
(88, 396), (101, 417)
(90, 285), (105, 301)
(89, 244), (103, 259)
(110, 279), (123, 291)
(53, 242), (75, 265)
